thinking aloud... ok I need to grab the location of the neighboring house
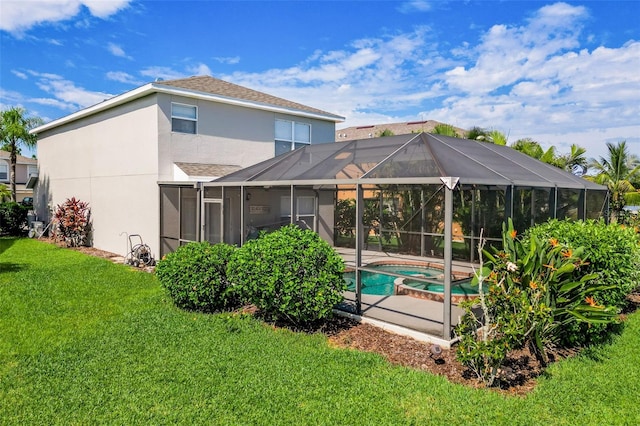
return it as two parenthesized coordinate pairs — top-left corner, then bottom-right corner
(0, 150), (38, 202)
(30, 75), (344, 256)
(336, 120), (466, 141)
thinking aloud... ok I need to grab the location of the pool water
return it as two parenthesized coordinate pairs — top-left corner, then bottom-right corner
(344, 264), (477, 296)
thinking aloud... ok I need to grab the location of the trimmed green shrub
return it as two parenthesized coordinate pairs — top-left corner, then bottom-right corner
(0, 202), (28, 236)
(227, 224), (346, 325)
(156, 242), (240, 312)
(523, 219), (640, 345)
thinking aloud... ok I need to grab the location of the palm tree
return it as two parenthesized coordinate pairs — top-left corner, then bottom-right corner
(511, 138), (567, 168)
(471, 128), (508, 145)
(588, 141), (640, 222)
(558, 144), (588, 175)
(432, 123), (460, 138)
(466, 126), (488, 141)
(511, 138), (544, 158)
(0, 107), (42, 202)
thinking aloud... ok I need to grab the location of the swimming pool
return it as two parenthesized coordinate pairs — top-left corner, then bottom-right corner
(344, 263), (478, 300)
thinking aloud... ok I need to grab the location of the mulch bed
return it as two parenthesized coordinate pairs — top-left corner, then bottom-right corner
(46, 237), (640, 395)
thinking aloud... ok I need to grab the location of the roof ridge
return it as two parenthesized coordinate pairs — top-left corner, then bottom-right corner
(157, 75), (343, 120)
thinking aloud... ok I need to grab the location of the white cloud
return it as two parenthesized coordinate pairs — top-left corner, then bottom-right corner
(139, 67), (189, 81)
(398, 1), (432, 14)
(105, 71), (141, 85)
(0, 0), (131, 35)
(213, 56), (241, 65)
(28, 71), (113, 109)
(214, 3), (637, 161)
(107, 42), (132, 59)
(187, 63), (213, 76)
(12, 70), (28, 79)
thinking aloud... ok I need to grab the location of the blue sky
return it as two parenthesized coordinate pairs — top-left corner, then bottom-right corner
(1, 0), (638, 162)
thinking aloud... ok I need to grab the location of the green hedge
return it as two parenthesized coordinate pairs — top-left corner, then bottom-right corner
(523, 219), (640, 345)
(0, 202), (28, 236)
(155, 242), (240, 312)
(227, 225), (346, 325)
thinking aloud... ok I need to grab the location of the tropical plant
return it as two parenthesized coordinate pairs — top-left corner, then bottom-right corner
(524, 219), (640, 345)
(0, 184), (10, 202)
(588, 141), (640, 222)
(377, 128), (395, 137)
(52, 197), (91, 247)
(558, 144), (588, 175)
(156, 242), (240, 312)
(511, 138), (543, 158)
(456, 220), (618, 386)
(0, 107), (42, 201)
(466, 126), (488, 141)
(510, 138), (563, 167)
(432, 123), (460, 138)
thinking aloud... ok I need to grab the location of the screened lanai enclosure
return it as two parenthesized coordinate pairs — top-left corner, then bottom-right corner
(159, 133), (608, 343)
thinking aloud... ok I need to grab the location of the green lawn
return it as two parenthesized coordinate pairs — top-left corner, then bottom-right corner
(1, 238), (639, 425)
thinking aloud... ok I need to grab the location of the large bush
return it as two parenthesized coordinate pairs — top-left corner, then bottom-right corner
(524, 219), (640, 308)
(227, 225), (346, 325)
(0, 202), (28, 236)
(456, 220), (617, 386)
(523, 219), (640, 345)
(156, 242), (240, 312)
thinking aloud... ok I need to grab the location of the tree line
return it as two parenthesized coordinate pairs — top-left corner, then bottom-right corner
(2, 107), (639, 222)
(377, 123), (640, 223)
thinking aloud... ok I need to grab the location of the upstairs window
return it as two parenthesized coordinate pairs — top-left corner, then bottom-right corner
(0, 162), (7, 181)
(275, 119), (310, 156)
(27, 165), (37, 177)
(171, 103), (197, 134)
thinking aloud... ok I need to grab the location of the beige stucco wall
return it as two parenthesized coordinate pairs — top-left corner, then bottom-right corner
(156, 94), (337, 181)
(35, 90), (338, 257)
(35, 95), (160, 256)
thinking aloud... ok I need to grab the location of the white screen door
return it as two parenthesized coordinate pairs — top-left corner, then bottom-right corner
(203, 200), (223, 244)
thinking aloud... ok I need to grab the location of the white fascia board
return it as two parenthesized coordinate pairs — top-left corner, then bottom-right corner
(30, 82), (344, 135)
(30, 84), (157, 134)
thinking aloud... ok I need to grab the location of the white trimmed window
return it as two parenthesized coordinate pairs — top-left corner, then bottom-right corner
(275, 119), (311, 156)
(171, 103), (197, 134)
(0, 162), (7, 181)
(27, 165), (37, 177)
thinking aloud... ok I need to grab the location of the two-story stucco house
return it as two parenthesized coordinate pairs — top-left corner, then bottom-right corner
(0, 150), (38, 202)
(30, 75), (344, 257)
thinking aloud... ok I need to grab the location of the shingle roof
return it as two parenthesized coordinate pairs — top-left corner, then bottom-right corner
(31, 75), (344, 134)
(0, 150), (37, 164)
(175, 162), (242, 178)
(158, 76), (344, 121)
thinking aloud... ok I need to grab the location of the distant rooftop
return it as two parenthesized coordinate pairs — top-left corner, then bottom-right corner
(0, 151), (37, 164)
(336, 121), (467, 141)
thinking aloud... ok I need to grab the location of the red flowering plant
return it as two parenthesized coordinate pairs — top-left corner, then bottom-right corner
(53, 197), (91, 247)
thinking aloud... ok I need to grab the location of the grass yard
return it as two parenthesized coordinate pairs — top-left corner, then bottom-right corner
(1, 238), (639, 424)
